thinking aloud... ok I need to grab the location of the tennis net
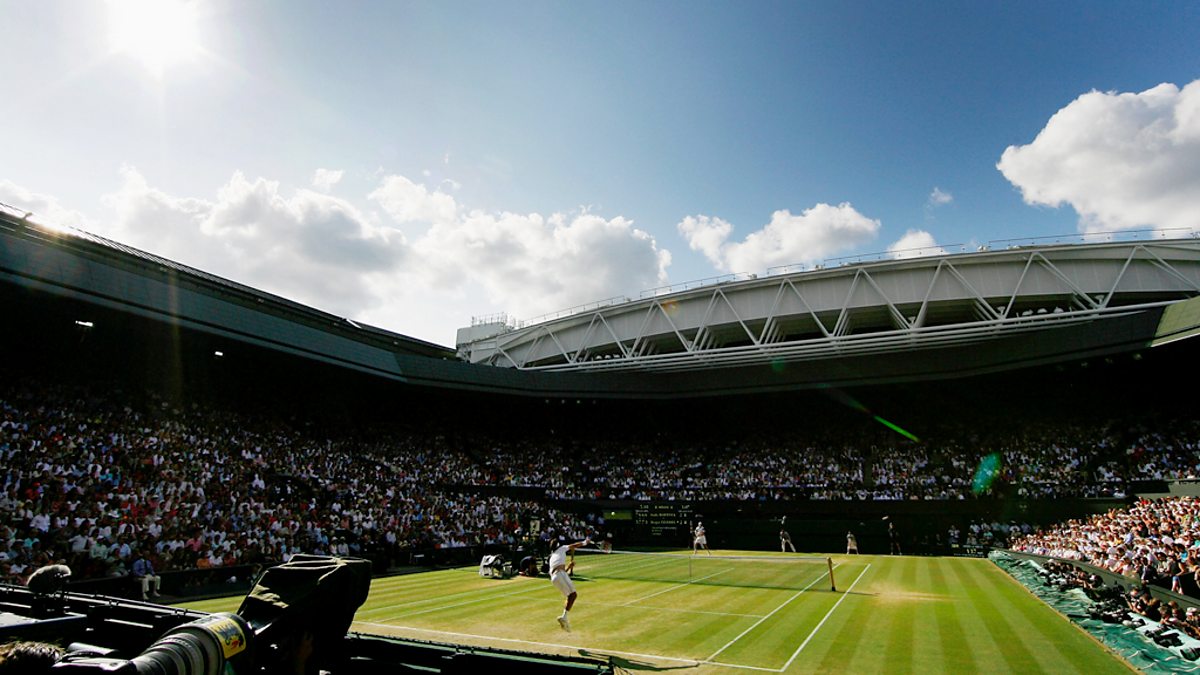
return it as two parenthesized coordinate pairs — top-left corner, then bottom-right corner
(570, 549), (837, 592)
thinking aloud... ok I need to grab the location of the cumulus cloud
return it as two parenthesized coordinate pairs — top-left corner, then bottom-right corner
(888, 229), (946, 259)
(677, 203), (881, 273)
(928, 187), (953, 207)
(311, 168), (344, 192)
(364, 176), (671, 318)
(6, 169), (673, 344)
(413, 209), (670, 320)
(997, 80), (1200, 233)
(677, 215), (733, 265)
(0, 180), (91, 230)
(97, 167), (405, 316)
(369, 174), (458, 225)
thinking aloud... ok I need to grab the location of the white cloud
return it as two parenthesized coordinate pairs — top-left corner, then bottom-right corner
(6, 169), (673, 345)
(928, 187), (953, 207)
(413, 210), (670, 320)
(366, 174), (670, 319)
(888, 229), (946, 259)
(677, 215), (732, 266)
(311, 168), (344, 192)
(677, 203), (881, 273)
(997, 80), (1200, 233)
(0, 180), (91, 230)
(369, 174), (458, 225)
(99, 167), (405, 317)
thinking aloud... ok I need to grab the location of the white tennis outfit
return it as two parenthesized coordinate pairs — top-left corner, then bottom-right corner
(694, 525), (707, 546)
(549, 545), (576, 596)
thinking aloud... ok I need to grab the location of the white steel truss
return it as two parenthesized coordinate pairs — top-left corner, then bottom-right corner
(459, 240), (1200, 372)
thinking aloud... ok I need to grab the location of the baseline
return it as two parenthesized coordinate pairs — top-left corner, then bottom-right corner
(352, 622), (778, 673)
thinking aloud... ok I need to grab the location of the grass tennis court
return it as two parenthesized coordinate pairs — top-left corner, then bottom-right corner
(180, 552), (1134, 673)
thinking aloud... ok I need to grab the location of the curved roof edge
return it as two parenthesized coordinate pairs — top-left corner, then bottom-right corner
(2, 207), (1197, 399)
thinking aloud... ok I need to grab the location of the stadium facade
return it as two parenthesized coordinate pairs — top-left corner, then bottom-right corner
(4, 203), (1199, 399)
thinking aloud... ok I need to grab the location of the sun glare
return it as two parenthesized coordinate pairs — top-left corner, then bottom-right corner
(108, 0), (201, 77)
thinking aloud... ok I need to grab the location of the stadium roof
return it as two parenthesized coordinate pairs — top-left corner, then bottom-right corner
(4, 203), (1200, 398)
(458, 238), (1200, 374)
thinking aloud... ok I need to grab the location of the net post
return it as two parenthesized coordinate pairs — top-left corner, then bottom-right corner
(828, 557), (837, 592)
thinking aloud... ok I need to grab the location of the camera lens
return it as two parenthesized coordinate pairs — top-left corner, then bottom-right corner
(130, 612), (251, 675)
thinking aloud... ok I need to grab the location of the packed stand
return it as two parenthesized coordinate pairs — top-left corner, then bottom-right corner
(6, 375), (1200, 585)
(0, 380), (591, 587)
(457, 419), (1199, 501)
(1012, 496), (1200, 605)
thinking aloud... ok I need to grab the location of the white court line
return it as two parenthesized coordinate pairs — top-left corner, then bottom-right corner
(350, 619), (700, 667)
(352, 624), (787, 667)
(778, 563), (872, 672)
(590, 600), (765, 619)
(706, 661), (780, 673)
(622, 567), (733, 605)
(703, 564), (838, 664)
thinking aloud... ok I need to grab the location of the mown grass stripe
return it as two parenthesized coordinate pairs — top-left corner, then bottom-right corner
(177, 554), (1133, 674)
(356, 577), (544, 615)
(590, 599), (765, 618)
(810, 562), (881, 672)
(928, 557), (976, 672)
(947, 558), (1047, 673)
(883, 558), (917, 675)
(624, 566), (736, 605)
(971, 561), (1126, 675)
(910, 556), (941, 669)
(352, 622), (709, 667)
(387, 581), (547, 619)
(781, 562), (872, 671)
(704, 564), (836, 663)
(987, 559), (1139, 674)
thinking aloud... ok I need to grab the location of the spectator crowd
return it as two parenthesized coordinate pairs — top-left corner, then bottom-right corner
(1013, 497), (1200, 592)
(0, 379), (592, 587)
(4, 374), (1200, 586)
(1014, 497), (1200, 637)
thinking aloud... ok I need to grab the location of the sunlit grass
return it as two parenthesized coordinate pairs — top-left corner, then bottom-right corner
(177, 553), (1130, 673)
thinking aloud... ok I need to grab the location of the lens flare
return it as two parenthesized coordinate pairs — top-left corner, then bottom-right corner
(972, 453), (1002, 495)
(872, 415), (920, 442)
(818, 385), (918, 442)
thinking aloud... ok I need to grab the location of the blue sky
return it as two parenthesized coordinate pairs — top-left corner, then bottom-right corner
(2, 1), (1199, 345)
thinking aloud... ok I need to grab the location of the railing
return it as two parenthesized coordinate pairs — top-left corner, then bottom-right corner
(521, 295), (631, 325)
(986, 227), (1200, 249)
(639, 273), (757, 298)
(806, 243), (969, 270)
(480, 228), (1200, 336)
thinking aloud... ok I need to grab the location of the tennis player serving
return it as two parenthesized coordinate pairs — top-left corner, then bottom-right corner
(550, 538), (591, 631)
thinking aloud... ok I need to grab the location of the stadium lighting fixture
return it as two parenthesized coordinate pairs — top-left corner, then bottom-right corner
(214, 351), (224, 357)
(74, 320), (94, 328)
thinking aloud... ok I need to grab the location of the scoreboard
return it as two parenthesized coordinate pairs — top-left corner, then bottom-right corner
(634, 502), (694, 539)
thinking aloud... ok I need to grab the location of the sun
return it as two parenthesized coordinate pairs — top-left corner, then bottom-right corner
(108, 0), (202, 77)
